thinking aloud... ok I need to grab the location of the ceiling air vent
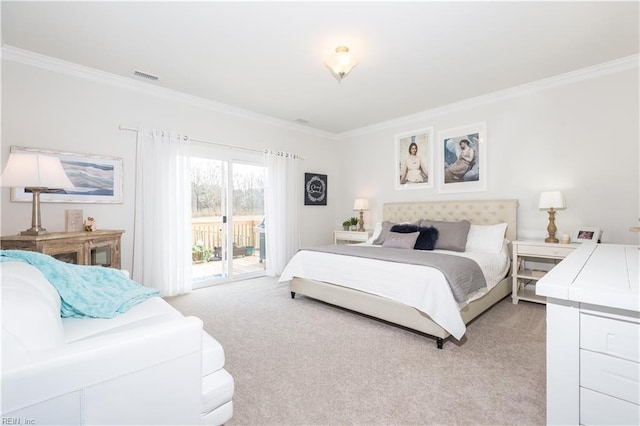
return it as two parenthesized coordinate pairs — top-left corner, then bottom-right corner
(133, 70), (159, 81)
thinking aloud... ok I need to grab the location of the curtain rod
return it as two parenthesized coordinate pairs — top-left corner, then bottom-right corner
(119, 124), (303, 158)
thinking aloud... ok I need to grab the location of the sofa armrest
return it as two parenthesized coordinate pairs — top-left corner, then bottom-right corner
(2, 316), (204, 418)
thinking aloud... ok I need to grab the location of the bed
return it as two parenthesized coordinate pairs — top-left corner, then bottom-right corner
(280, 199), (518, 348)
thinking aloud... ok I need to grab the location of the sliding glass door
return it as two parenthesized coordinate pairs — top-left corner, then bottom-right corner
(190, 144), (265, 288)
(191, 157), (228, 282)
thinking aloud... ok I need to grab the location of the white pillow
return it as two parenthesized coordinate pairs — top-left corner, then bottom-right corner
(465, 223), (508, 254)
(365, 222), (383, 245)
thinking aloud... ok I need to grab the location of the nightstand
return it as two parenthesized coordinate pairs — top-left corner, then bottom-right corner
(333, 230), (372, 244)
(512, 240), (579, 304)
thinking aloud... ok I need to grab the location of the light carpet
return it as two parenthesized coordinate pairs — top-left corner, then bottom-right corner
(166, 277), (546, 425)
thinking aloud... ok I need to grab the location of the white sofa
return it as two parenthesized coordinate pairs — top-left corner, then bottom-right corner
(1, 261), (234, 425)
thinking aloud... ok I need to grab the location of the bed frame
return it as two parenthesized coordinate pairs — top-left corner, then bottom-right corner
(290, 199), (519, 348)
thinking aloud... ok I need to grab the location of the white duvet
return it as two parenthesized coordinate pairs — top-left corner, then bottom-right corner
(278, 242), (510, 340)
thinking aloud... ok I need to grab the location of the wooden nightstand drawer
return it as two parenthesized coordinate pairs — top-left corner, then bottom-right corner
(333, 230), (372, 244)
(516, 244), (575, 258)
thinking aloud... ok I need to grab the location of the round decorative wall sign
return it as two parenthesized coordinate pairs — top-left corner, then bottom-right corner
(304, 173), (327, 206)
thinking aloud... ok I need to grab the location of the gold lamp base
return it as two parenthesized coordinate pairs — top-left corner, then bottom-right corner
(545, 207), (558, 243)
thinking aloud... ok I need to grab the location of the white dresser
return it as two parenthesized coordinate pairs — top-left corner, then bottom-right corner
(537, 243), (639, 425)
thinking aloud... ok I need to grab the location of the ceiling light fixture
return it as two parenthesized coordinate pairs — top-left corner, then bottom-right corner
(324, 46), (357, 83)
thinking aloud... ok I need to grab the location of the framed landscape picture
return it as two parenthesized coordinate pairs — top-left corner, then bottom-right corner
(10, 146), (123, 203)
(437, 122), (487, 193)
(395, 127), (434, 190)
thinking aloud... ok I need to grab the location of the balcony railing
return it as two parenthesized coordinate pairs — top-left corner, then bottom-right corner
(191, 215), (264, 262)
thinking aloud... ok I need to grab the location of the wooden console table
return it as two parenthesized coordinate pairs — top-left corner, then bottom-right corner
(1, 230), (124, 269)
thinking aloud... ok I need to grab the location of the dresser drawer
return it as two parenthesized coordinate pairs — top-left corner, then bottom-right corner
(580, 387), (640, 425)
(516, 244), (574, 258)
(581, 349), (639, 404)
(581, 313), (640, 362)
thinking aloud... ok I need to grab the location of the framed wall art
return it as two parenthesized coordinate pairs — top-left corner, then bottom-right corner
(572, 227), (601, 243)
(304, 172), (327, 206)
(395, 127), (434, 190)
(437, 122), (487, 193)
(10, 146), (123, 203)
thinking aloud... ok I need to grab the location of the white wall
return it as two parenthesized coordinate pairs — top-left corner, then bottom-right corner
(337, 66), (639, 245)
(2, 52), (638, 275)
(1, 55), (341, 271)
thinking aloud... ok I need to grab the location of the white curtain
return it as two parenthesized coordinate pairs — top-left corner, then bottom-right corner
(132, 128), (192, 296)
(264, 150), (300, 276)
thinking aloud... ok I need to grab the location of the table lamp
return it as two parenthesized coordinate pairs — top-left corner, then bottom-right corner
(539, 191), (566, 243)
(353, 198), (369, 232)
(1, 153), (75, 235)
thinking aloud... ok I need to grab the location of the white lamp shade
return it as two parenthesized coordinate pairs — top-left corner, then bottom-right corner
(1, 153), (74, 189)
(353, 198), (369, 211)
(538, 191), (566, 210)
(324, 46), (357, 81)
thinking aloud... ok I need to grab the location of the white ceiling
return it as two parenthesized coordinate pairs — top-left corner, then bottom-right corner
(2, 1), (639, 135)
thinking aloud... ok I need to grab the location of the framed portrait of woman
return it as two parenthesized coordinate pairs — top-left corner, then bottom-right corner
(394, 127), (434, 190)
(437, 122), (487, 193)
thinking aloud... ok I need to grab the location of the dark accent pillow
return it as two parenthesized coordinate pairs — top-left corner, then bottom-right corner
(390, 224), (439, 250)
(390, 224), (420, 233)
(373, 220), (421, 245)
(414, 226), (439, 251)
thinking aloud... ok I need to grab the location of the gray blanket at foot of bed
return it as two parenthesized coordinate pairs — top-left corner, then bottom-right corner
(301, 245), (486, 303)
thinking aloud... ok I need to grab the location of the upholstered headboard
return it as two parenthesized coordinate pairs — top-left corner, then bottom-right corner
(382, 199), (518, 242)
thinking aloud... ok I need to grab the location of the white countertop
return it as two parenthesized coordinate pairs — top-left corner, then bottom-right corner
(537, 243), (639, 312)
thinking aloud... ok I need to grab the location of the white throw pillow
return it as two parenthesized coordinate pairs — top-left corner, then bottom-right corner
(465, 223), (508, 254)
(365, 222), (383, 245)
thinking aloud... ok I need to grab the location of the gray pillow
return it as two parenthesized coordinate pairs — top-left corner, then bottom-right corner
(372, 220), (395, 245)
(382, 231), (420, 249)
(372, 220), (421, 245)
(420, 219), (471, 252)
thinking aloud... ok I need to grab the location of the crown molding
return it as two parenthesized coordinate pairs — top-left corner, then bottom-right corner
(339, 54), (639, 139)
(3, 45), (636, 141)
(1, 45), (339, 140)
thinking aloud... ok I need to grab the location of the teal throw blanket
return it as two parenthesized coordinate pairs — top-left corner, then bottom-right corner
(1, 250), (159, 318)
